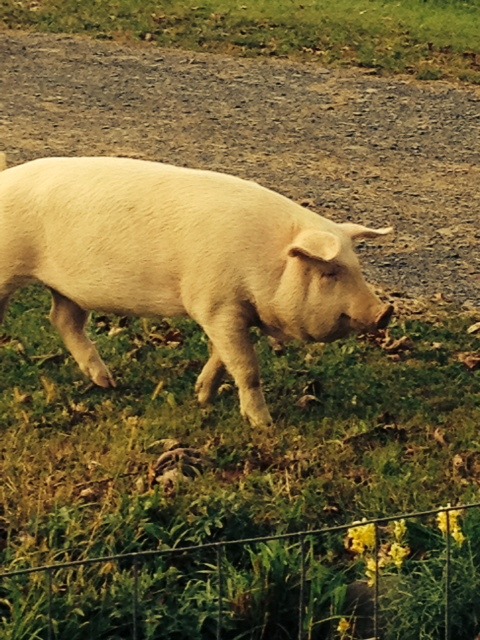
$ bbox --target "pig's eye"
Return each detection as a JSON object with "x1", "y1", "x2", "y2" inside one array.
[{"x1": 323, "y1": 271, "x2": 338, "y2": 280}]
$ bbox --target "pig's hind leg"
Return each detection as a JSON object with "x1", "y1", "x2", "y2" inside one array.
[{"x1": 49, "y1": 289, "x2": 115, "y2": 388}]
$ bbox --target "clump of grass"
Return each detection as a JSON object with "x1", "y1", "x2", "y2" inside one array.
[{"x1": 1, "y1": 0, "x2": 479, "y2": 82}]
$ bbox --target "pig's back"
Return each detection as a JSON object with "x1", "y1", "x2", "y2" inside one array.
[{"x1": 0, "y1": 157, "x2": 306, "y2": 316}]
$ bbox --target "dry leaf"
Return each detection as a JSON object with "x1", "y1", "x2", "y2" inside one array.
[
  {"x1": 135, "y1": 476, "x2": 146, "y2": 493},
  {"x1": 452, "y1": 454, "x2": 464, "y2": 471},
  {"x1": 108, "y1": 326, "x2": 125, "y2": 337},
  {"x1": 296, "y1": 394, "x2": 318, "y2": 408},
  {"x1": 78, "y1": 487, "x2": 97, "y2": 500},
  {"x1": 40, "y1": 376, "x2": 58, "y2": 404},
  {"x1": 151, "y1": 379, "x2": 165, "y2": 400},
  {"x1": 457, "y1": 352, "x2": 480, "y2": 371},
  {"x1": 299, "y1": 198, "x2": 316, "y2": 208},
  {"x1": 13, "y1": 387, "x2": 31, "y2": 404},
  {"x1": 452, "y1": 454, "x2": 466, "y2": 483},
  {"x1": 433, "y1": 428, "x2": 448, "y2": 447},
  {"x1": 218, "y1": 383, "x2": 233, "y2": 395},
  {"x1": 467, "y1": 322, "x2": 480, "y2": 335},
  {"x1": 384, "y1": 335, "x2": 413, "y2": 353},
  {"x1": 372, "y1": 331, "x2": 413, "y2": 354}
]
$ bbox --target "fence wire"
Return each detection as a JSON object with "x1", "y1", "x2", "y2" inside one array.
[{"x1": 2, "y1": 502, "x2": 480, "y2": 640}]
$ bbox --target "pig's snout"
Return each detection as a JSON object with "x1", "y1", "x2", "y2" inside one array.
[
  {"x1": 347, "y1": 303, "x2": 394, "y2": 336},
  {"x1": 375, "y1": 304, "x2": 394, "y2": 330}
]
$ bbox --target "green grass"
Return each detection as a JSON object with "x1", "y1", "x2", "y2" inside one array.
[
  {"x1": 0, "y1": 285, "x2": 479, "y2": 635},
  {"x1": 0, "y1": 286, "x2": 479, "y2": 529},
  {"x1": 1, "y1": 0, "x2": 479, "y2": 82}
]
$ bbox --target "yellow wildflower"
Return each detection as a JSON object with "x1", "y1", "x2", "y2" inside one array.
[
  {"x1": 365, "y1": 556, "x2": 378, "y2": 587},
  {"x1": 437, "y1": 505, "x2": 465, "y2": 546},
  {"x1": 392, "y1": 519, "x2": 407, "y2": 542},
  {"x1": 337, "y1": 617, "x2": 351, "y2": 636},
  {"x1": 389, "y1": 542, "x2": 410, "y2": 569},
  {"x1": 346, "y1": 519, "x2": 376, "y2": 555},
  {"x1": 452, "y1": 528, "x2": 466, "y2": 545}
]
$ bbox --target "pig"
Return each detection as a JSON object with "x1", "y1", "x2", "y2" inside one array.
[{"x1": 0, "y1": 156, "x2": 393, "y2": 426}]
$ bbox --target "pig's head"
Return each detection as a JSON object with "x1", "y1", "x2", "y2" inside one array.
[{"x1": 268, "y1": 223, "x2": 393, "y2": 343}]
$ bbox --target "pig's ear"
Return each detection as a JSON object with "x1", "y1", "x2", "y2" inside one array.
[
  {"x1": 341, "y1": 223, "x2": 393, "y2": 240},
  {"x1": 288, "y1": 230, "x2": 341, "y2": 263}
]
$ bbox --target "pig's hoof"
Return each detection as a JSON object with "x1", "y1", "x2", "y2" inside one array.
[
  {"x1": 195, "y1": 381, "x2": 214, "y2": 406},
  {"x1": 246, "y1": 414, "x2": 274, "y2": 428},
  {"x1": 241, "y1": 406, "x2": 273, "y2": 428},
  {"x1": 239, "y1": 388, "x2": 273, "y2": 427},
  {"x1": 85, "y1": 362, "x2": 116, "y2": 388},
  {"x1": 93, "y1": 371, "x2": 116, "y2": 389}
]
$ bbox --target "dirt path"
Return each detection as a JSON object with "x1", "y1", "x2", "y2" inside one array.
[{"x1": 1, "y1": 31, "x2": 479, "y2": 309}]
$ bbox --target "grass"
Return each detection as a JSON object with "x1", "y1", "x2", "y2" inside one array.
[
  {"x1": 0, "y1": 285, "x2": 479, "y2": 637},
  {"x1": 1, "y1": 0, "x2": 480, "y2": 82},
  {"x1": 1, "y1": 287, "x2": 479, "y2": 527}
]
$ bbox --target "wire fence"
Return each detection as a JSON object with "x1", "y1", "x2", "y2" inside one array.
[{"x1": 2, "y1": 502, "x2": 480, "y2": 640}]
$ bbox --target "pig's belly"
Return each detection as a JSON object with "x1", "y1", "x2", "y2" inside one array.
[{"x1": 38, "y1": 269, "x2": 187, "y2": 318}]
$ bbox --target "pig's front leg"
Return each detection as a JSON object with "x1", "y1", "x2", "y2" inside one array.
[
  {"x1": 195, "y1": 343, "x2": 226, "y2": 405},
  {"x1": 49, "y1": 290, "x2": 115, "y2": 388},
  {"x1": 200, "y1": 309, "x2": 273, "y2": 427}
]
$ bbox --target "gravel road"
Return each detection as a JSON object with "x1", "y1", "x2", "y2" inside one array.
[{"x1": 1, "y1": 31, "x2": 479, "y2": 309}]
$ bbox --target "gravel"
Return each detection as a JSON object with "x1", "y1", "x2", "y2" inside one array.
[{"x1": 1, "y1": 31, "x2": 479, "y2": 309}]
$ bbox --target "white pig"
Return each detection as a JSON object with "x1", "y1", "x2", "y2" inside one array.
[{"x1": 0, "y1": 156, "x2": 393, "y2": 425}]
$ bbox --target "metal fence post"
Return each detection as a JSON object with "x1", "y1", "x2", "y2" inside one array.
[
  {"x1": 47, "y1": 567, "x2": 54, "y2": 640},
  {"x1": 374, "y1": 522, "x2": 380, "y2": 640},
  {"x1": 132, "y1": 557, "x2": 139, "y2": 640},
  {"x1": 216, "y1": 544, "x2": 224, "y2": 640},
  {"x1": 445, "y1": 510, "x2": 451, "y2": 640},
  {"x1": 298, "y1": 536, "x2": 307, "y2": 640}
]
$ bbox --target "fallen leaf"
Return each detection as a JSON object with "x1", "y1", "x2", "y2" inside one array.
[
  {"x1": 151, "y1": 379, "x2": 165, "y2": 400},
  {"x1": 383, "y1": 335, "x2": 413, "y2": 353},
  {"x1": 296, "y1": 394, "x2": 318, "y2": 408},
  {"x1": 78, "y1": 487, "x2": 97, "y2": 500},
  {"x1": 457, "y1": 352, "x2": 480, "y2": 370},
  {"x1": 218, "y1": 383, "x2": 234, "y2": 395},
  {"x1": 452, "y1": 454, "x2": 464, "y2": 471},
  {"x1": 371, "y1": 331, "x2": 413, "y2": 354},
  {"x1": 40, "y1": 376, "x2": 58, "y2": 404},
  {"x1": 135, "y1": 476, "x2": 146, "y2": 493},
  {"x1": 108, "y1": 326, "x2": 125, "y2": 337},
  {"x1": 467, "y1": 322, "x2": 480, "y2": 335},
  {"x1": 433, "y1": 428, "x2": 448, "y2": 447},
  {"x1": 299, "y1": 198, "x2": 316, "y2": 208},
  {"x1": 13, "y1": 387, "x2": 31, "y2": 404}
]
